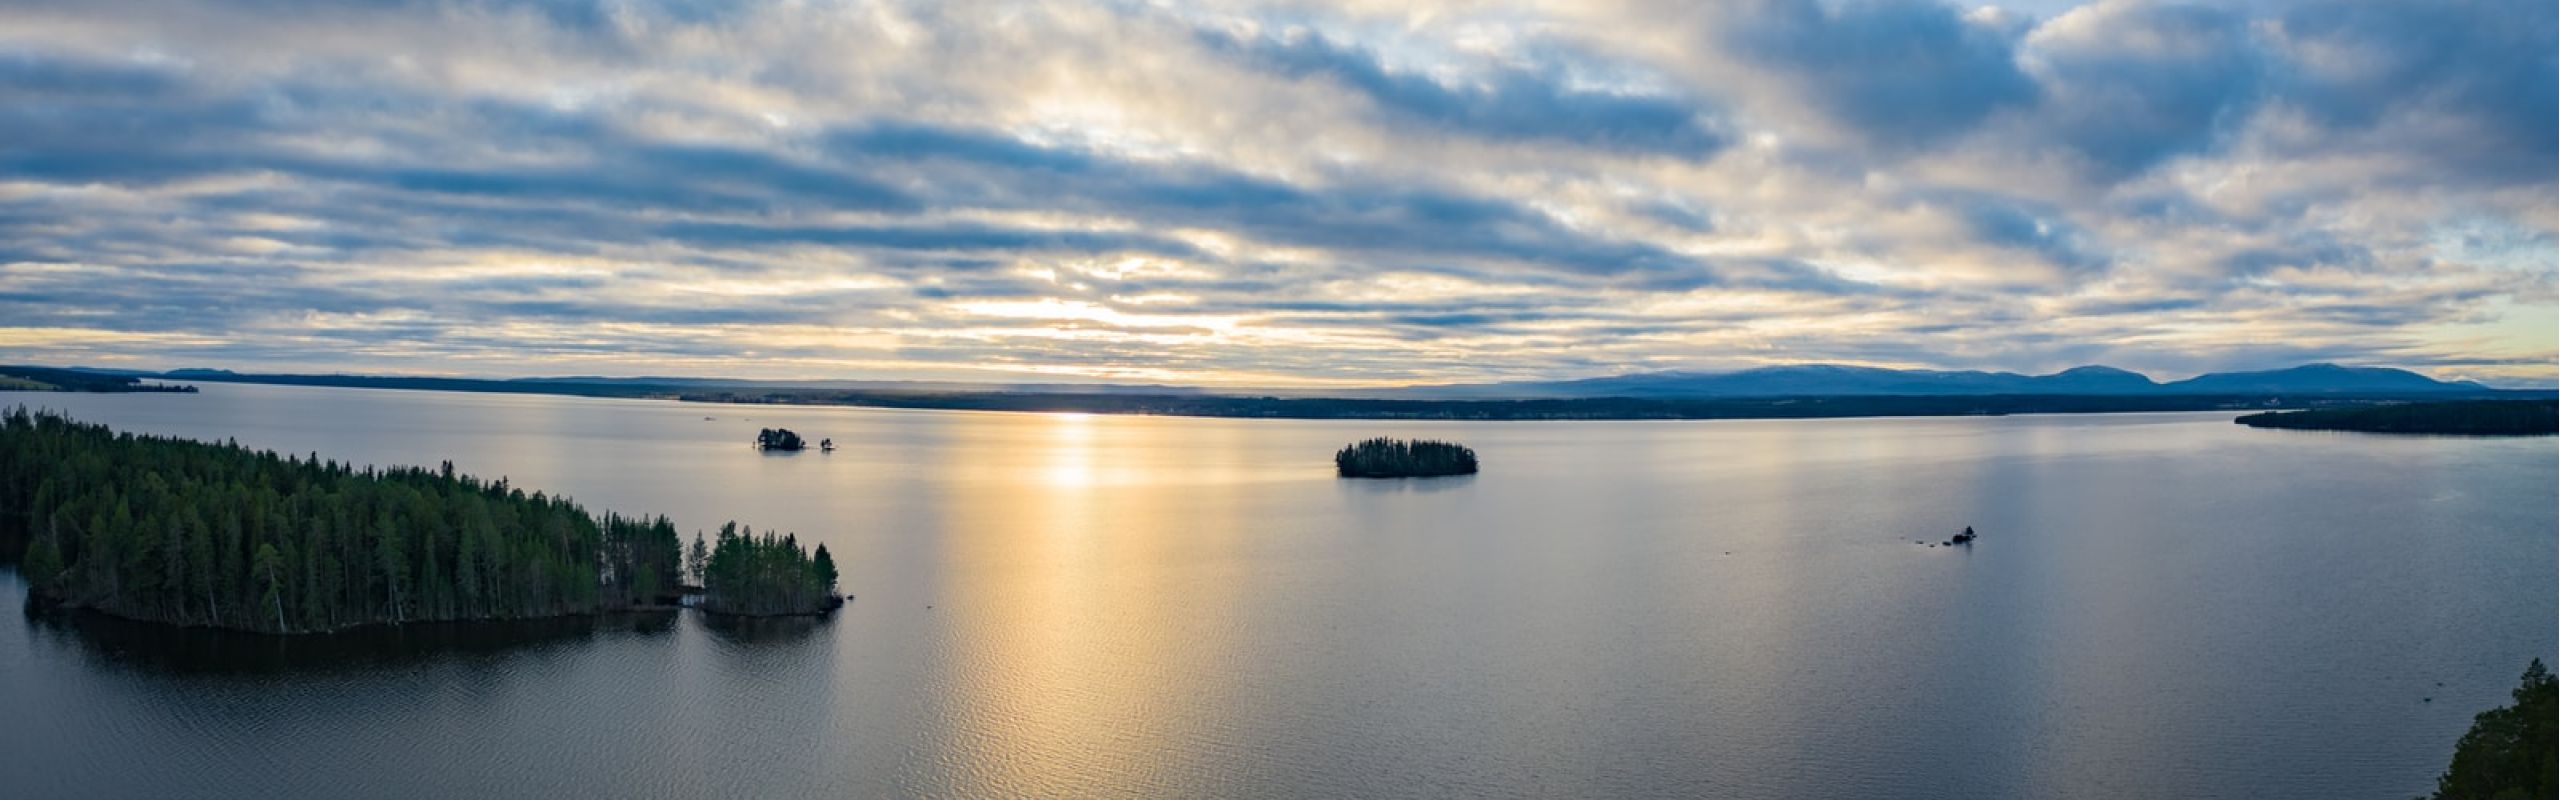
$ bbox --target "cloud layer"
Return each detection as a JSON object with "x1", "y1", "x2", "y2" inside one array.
[{"x1": 0, "y1": 0, "x2": 2551, "y2": 385}]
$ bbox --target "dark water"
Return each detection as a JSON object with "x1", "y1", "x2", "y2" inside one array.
[{"x1": 1, "y1": 383, "x2": 2550, "y2": 798}]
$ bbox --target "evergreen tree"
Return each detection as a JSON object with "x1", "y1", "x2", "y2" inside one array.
[
  {"x1": 253, "y1": 542, "x2": 284, "y2": 632},
  {"x1": 23, "y1": 519, "x2": 62, "y2": 588},
  {"x1": 813, "y1": 544, "x2": 838, "y2": 596},
  {"x1": 687, "y1": 532, "x2": 709, "y2": 586}
]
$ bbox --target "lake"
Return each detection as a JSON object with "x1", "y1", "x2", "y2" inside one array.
[{"x1": 1, "y1": 383, "x2": 2550, "y2": 798}]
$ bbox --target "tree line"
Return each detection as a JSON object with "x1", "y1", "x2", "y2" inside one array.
[{"x1": 0, "y1": 408, "x2": 833, "y2": 633}]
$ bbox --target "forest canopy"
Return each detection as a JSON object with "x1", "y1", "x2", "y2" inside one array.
[
  {"x1": 0, "y1": 408, "x2": 837, "y2": 633},
  {"x1": 2430, "y1": 659, "x2": 2556, "y2": 800}
]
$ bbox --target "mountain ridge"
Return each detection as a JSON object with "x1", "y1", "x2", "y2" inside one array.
[{"x1": 1392, "y1": 362, "x2": 2493, "y2": 399}]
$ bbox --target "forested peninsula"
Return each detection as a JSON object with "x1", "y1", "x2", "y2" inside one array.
[
  {"x1": 0, "y1": 365, "x2": 195, "y2": 393},
  {"x1": 2235, "y1": 399, "x2": 2558, "y2": 435},
  {"x1": 0, "y1": 409, "x2": 838, "y2": 634}
]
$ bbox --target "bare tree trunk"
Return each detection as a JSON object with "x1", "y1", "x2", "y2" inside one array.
[{"x1": 269, "y1": 566, "x2": 285, "y2": 632}]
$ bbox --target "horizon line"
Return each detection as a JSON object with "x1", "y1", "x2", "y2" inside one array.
[{"x1": 21, "y1": 358, "x2": 2557, "y2": 393}]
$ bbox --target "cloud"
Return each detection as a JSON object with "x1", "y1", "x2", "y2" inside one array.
[
  {"x1": 1197, "y1": 27, "x2": 1730, "y2": 157},
  {"x1": 2268, "y1": 0, "x2": 2558, "y2": 185},
  {"x1": 0, "y1": 0, "x2": 2548, "y2": 386},
  {"x1": 1718, "y1": 0, "x2": 2039, "y2": 146},
  {"x1": 2021, "y1": 0, "x2": 2267, "y2": 177}
]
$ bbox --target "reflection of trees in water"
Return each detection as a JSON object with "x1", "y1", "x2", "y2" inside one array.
[
  {"x1": 18, "y1": 598, "x2": 840, "y2": 675},
  {"x1": 697, "y1": 611, "x2": 832, "y2": 645},
  {"x1": 1337, "y1": 473, "x2": 1478, "y2": 495},
  {"x1": 21, "y1": 604, "x2": 678, "y2": 676}
]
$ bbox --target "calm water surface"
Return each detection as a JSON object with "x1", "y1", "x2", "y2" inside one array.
[{"x1": 1, "y1": 383, "x2": 2550, "y2": 798}]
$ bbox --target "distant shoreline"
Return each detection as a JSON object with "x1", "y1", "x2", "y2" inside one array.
[
  {"x1": 64, "y1": 367, "x2": 2555, "y2": 422},
  {"x1": 0, "y1": 365, "x2": 197, "y2": 394}
]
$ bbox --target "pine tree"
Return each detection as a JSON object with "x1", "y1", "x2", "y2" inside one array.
[
  {"x1": 687, "y1": 532, "x2": 709, "y2": 586},
  {"x1": 24, "y1": 517, "x2": 62, "y2": 588},
  {"x1": 813, "y1": 544, "x2": 838, "y2": 596}
]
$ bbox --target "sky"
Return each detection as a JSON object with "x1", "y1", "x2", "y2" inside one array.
[{"x1": 0, "y1": 0, "x2": 2552, "y2": 387}]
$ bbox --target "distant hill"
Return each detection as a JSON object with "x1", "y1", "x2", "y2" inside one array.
[
  {"x1": 1398, "y1": 362, "x2": 2489, "y2": 399},
  {"x1": 2162, "y1": 363, "x2": 2489, "y2": 394},
  {"x1": 1403, "y1": 364, "x2": 2146, "y2": 398},
  {"x1": 162, "y1": 369, "x2": 1215, "y2": 397}
]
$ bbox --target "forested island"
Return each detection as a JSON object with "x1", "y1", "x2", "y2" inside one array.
[
  {"x1": 690, "y1": 523, "x2": 839, "y2": 616},
  {"x1": 0, "y1": 408, "x2": 838, "y2": 634},
  {"x1": 2234, "y1": 399, "x2": 2557, "y2": 435},
  {"x1": 0, "y1": 365, "x2": 195, "y2": 393},
  {"x1": 754, "y1": 427, "x2": 806, "y2": 451},
  {"x1": 1336, "y1": 438, "x2": 1478, "y2": 478}
]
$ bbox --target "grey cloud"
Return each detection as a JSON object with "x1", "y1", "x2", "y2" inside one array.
[
  {"x1": 0, "y1": 83, "x2": 917, "y2": 216},
  {"x1": 2220, "y1": 237, "x2": 2375, "y2": 278},
  {"x1": 2065, "y1": 296, "x2": 2208, "y2": 316},
  {"x1": 1627, "y1": 198, "x2": 1715, "y2": 232},
  {"x1": 1198, "y1": 28, "x2": 1729, "y2": 157},
  {"x1": 651, "y1": 220, "x2": 1208, "y2": 260},
  {"x1": 2025, "y1": 1, "x2": 2267, "y2": 177},
  {"x1": 472, "y1": 299, "x2": 845, "y2": 327},
  {"x1": 824, "y1": 121, "x2": 1721, "y2": 280},
  {"x1": 1722, "y1": 0, "x2": 2038, "y2": 145},
  {"x1": 0, "y1": 49, "x2": 187, "y2": 99},
  {"x1": 1937, "y1": 192, "x2": 2109, "y2": 273},
  {"x1": 1997, "y1": 0, "x2": 2552, "y2": 184},
  {"x1": 2274, "y1": 0, "x2": 2555, "y2": 171}
]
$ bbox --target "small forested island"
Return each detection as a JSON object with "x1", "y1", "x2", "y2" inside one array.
[
  {"x1": 755, "y1": 427, "x2": 806, "y2": 451},
  {"x1": 0, "y1": 408, "x2": 839, "y2": 634},
  {"x1": 1335, "y1": 437, "x2": 1479, "y2": 478},
  {"x1": 688, "y1": 523, "x2": 841, "y2": 616},
  {"x1": 0, "y1": 365, "x2": 195, "y2": 393},
  {"x1": 2234, "y1": 399, "x2": 2557, "y2": 436}
]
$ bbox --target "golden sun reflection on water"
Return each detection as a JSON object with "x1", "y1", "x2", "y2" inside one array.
[
  {"x1": 925, "y1": 411, "x2": 1261, "y2": 796},
  {"x1": 1039, "y1": 412, "x2": 1099, "y2": 488}
]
